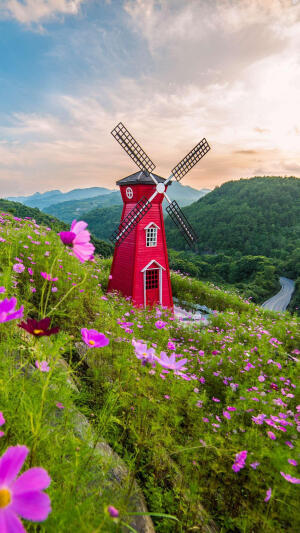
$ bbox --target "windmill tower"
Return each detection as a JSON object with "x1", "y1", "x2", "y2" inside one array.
[{"x1": 108, "y1": 123, "x2": 210, "y2": 309}]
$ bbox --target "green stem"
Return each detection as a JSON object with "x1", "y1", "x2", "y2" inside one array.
[
  {"x1": 42, "y1": 256, "x2": 58, "y2": 317},
  {"x1": 47, "y1": 272, "x2": 87, "y2": 318}
]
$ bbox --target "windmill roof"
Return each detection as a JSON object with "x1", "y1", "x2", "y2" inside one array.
[{"x1": 116, "y1": 171, "x2": 170, "y2": 186}]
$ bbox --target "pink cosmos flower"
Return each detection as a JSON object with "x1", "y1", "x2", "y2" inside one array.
[
  {"x1": 108, "y1": 505, "x2": 119, "y2": 518},
  {"x1": 13, "y1": 263, "x2": 25, "y2": 274},
  {"x1": 0, "y1": 412, "x2": 5, "y2": 438},
  {"x1": 0, "y1": 445, "x2": 51, "y2": 529},
  {"x1": 40, "y1": 272, "x2": 58, "y2": 282},
  {"x1": 232, "y1": 450, "x2": 247, "y2": 472},
  {"x1": 288, "y1": 459, "x2": 297, "y2": 466},
  {"x1": 59, "y1": 220, "x2": 95, "y2": 263},
  {"x1": 56, "y1": 402, "x2": 64, "y2": 409},
  {"x1": 267, "y1": 431, "x2": 276, "y2": 440},
  {"x1": 35, "y1": 361, "x2": 50, "y2": 372},
  {"x1": 0, "y1": 298, "x2": 24, "y2": 323},
  {"x1": 81, "y1": 328, "x2": 109, "y2": 348},
  {"x1": 223, "y1": 411, "x2": 231, "y2": 420},
  {"x1": 155, "y1": 320, "x2": 166, "y2": 329},
  {"x1": 250, "y1": 462, "x2": 260, "y2": 469},
  {"x1": 167, "y1": 341, "x2": 176, "y2": 350},
  {"x1": 264, "y1": 488, "x2": 272, "y2": 502},
  {"x1": 156, "y1": 351, "x2": 188, "y2": 371},
  {"x1": 132, "y1": 339, "x2": 156, "y2": 365},
  {"x1": 280, "y1": 472, "x2": 300, "y2": 484}
]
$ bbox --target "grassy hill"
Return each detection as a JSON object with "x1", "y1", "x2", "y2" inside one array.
[
  {"x1": 0, "y1": 198, "x2": 113, "y2": 258},
  {"x1": 0, "y1": 211, "x2": 299, "y2": 532}
]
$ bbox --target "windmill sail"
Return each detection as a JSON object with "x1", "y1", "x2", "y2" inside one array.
[
  {"x1": 166, "y1": 200, "x2": 198, "y2": 248},
  {"x1": 171, "y1": 138, "x2": 210, "y2": 182},
  {"x1": 111, "y1": 122, "x2": 156, "y2": 173},
  {"x1": 111, "y1": 196, "x2": 151, "y2": 246}
]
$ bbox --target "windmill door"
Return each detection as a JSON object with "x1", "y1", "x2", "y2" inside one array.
[{"x1": 145, "y1": 268, "x2": 160, "y2": 306}]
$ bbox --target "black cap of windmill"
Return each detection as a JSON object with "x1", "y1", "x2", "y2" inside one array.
[{"x1": 110, "y1": 122, "x2": 211, "y2": 248}]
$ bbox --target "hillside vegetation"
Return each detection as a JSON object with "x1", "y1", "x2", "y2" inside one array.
[
  {"x1": 166, "y1": 177, "x2": 300, "y2": 310},
  {"x1": 165, "y1": 177, "x2": 300, "y2": 258},
  {"x1": 0, "y1": 198, "x2": 113, "y2": 258},
  {"x1": 0, "y1": 211, "x2": 299, "y2": 532}
]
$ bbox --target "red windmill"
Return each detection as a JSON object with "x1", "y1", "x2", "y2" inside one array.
[{"x1": 108, "y1": 123, "x2": 210, "y2": 309}]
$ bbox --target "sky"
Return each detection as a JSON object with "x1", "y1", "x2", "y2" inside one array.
[{"x1": 0, "y1": 0, "x2": 299, "y2": 196}]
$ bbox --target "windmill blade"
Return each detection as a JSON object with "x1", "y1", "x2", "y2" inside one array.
[
  {"x1": 111, "y1": 196, "x2": 152, "y2": 246},
  {"x1": 171, "y1": 138, "x2": 210, "y2": 182},
  {"x1": 111, "y1": 122, "x2": 156, "y2": 173},
  {"x1": 166, "y1": 200, "x2": 198, "y2": 248}
]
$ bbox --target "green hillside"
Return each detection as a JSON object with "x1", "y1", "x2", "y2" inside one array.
[
  {"x1": 84, "y1": 204, "x2": 122, "y2": 241},
  {"x1": 44, "y1": 191, "x2": 122, "y2": 223},
  {"x1": 165, "y1": 176, "x2": 300, "y2": 259},
  {"x1": 0, "y1": 198, "x2": 113, "y2": 258},
  {"x1": 0, "y1": 211, "x2": 299, "y2": 532}
]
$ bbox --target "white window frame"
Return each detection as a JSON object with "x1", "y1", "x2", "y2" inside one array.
[
  {"x1": 141, "y1": 260, "x2": 165, "y2": 308},
  {"x1": 144, "y1": 222, "x2": 159, "y2": 248}
]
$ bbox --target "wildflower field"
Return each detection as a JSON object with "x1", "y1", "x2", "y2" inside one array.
[{"x1": 0, "y1": 212, "x2": 299, "y2": 533}]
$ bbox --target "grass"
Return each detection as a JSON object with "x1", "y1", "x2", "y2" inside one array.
[{"x1": 0, "y1": 211, "x2": 299, "y2": 532}]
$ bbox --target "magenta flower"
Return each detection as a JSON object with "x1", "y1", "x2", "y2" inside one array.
[
  {"x1": 156, "y1": 351, "x2": 188, "y2": 371},
  {"x1": 0, "y1": 445, "x2": 51, "y2": 529},
  {"x1": 155, "y1": 320, "x2": 166, "y2": 329},
  {"x1": 267, "y1": 431, "x2": 276, "y2": 440},
  {"x1": 288, "y1": 459, "x2": 298, "y2": 466},
  {"x1": 232, "y1": 450, "x2": 247, "y2": 472},
  {"x1": 59, "y1": 220, "x2": 95, "y2": 263},
  {"x1": 0, "y1": 412, "x2": 5, "y2": 438},
  {"x1": 40, "y1": 272, "x2": 58, "y2": 282},
  {"x1": 132, "y1": 339, "x2": 156, "y2": 365},
  {"x1": 0, "y1": 287, "x2": 5, "y2": 294},
  {"x1": 250, "y1": 462, "x2": 260, "y2": 469},
  {"x1": 56, "y1": 402, "x2": 64, "y2": 409},
  {"x1": 13, "y1": 263, "x2": 25, "y2": 274},
  {"x1": 35, "y1": 361, "x2": 50, "y2": 372},
  {"x1": 81, "y1": 328, "x2": 109, "y2": 348},
  {"x1": 108, "y1": 505, "x2": 119, "y2": 518},
  {"x1": 0, "y1": 298, "x2": 24, "y2": 323},
  {"x1": 280, "y1": 472, "x2": 300, "y2": 484},
  {"x1": 264, "y1": 488, "x2": 272, "y2": 502}
]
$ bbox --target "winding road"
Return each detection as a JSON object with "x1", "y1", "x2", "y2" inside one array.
[{"x1": 261, "y1": 277, "x2": 295, "y2": 311}]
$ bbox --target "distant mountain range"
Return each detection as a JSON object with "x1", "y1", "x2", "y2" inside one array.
[
  {"x1": 7, "y1": 187, "x2": 113, "y2": 210},
  {"x1": 7, "y1": 183, "x2": 210, "y2": 225}
]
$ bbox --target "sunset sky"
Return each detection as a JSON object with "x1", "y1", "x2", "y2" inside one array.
[{"x1": 0, "y1": 0, "x2": 299, "y2": 196}]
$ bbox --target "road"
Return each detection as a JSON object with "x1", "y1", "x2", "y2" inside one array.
[{"x1": 261, "y1": 277, "x2": 295, "y2": 312}]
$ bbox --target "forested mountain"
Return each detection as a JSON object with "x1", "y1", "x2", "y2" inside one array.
[
  {"x1": 43, "y1": 183, "x2": 210, "y2": 224},
  {"x1": 165, "y1": 177, "x2": 300, "y2": 311},
  {"x1": 7, "y1": 187, "x2": 113, "y2": 210},
  {"x1": 44, "y1": 192, "x2": 122, "y2": 223},
  {"x1": 165, "y1": 176, "x2": 300, "y2": 259},
  {"x1": 0, "y1": 198, "x2": 113, "y2": 257}
]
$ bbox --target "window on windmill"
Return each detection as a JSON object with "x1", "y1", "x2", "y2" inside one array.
[
  {"x1": 146, "y1": 269, "x2": 159, "y2": 289},
  {"x1": 146, "y1": 226, "x2": 158, "y2": 247}
]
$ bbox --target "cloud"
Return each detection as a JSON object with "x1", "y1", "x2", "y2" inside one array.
[
  {"x1": 0, "y1": 0, "x2": 299, "y2": 195},
  {"x1": 0, "y1": 0, "x2": 84, "y2": 24}
]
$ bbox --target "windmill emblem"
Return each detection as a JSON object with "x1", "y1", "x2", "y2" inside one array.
[{"x1": 108, "y1": 123, "x2": 210, "y2": 308}]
